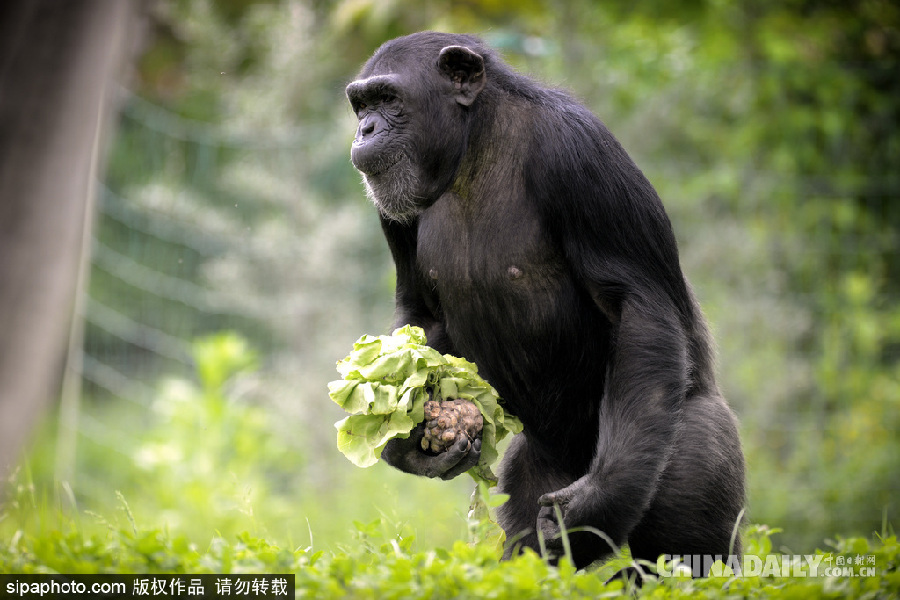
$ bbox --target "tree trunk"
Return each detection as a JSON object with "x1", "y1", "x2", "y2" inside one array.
[{"x1": 0, "y1": 0, "x2": 139, "y2": 476}]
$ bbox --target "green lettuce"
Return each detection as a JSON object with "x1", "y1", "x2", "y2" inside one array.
[{"x1": 328, "y1": 325, "x2": 523, "y2": 484}]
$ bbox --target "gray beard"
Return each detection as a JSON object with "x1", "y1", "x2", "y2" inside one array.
[{"x1": 361, "y1": 155, "x2": 424, "y2": 224}]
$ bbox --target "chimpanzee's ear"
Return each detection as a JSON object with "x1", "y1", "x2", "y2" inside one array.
[{"x1": 438, "y1": 45, "x2": 486, "y2": 106}]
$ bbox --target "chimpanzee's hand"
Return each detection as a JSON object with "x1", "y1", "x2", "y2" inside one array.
[
  {"x1": 537, "y1": 476, "x2": 605, "y2": 557},
  {"x1": 381, "y1": 422, "x2": 481, "y2": 480}
]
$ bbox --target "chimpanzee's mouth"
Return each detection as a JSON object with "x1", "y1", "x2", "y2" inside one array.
[
  {"x1": 365, "y1": 154, "x2": 403, "y2": 177},
  {"x1": 351, "y1": 144, "x2": 404, "y2": 177}
]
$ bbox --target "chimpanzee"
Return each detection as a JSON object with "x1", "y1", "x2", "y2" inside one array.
[{"x1": 345, "y1": 31, "x2": 745, "y2": 571}]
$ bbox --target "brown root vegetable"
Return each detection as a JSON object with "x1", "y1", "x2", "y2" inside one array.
[{"x1": 420, "y1": 398, "x2": 483, "y2": 454}]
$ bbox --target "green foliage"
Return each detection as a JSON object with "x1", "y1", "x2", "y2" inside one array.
[
  {"x1": 329, "y1": 326, "x2": 522, "y2": 483},
  {"x1": 193, "y1": 333, "x2": 259, "y2": 393},
  {"x1": 127, "y1": 332, "x2": 290, "y2": 534},
  {"x1": 697, "y1": 2, "x2": 900, "y2": 547}
]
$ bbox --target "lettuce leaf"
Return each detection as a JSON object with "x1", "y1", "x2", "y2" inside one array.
[{"x1": 328, "y1": 325, "x2": 522, "y2": 484}]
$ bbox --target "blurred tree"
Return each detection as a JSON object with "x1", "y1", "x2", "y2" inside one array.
[
  {"x1": 724, "y1": 0, "x2": 900, "y2": 543},
  {"x1": 0, "y1": 0, "x2": 140, "y2": 477}
]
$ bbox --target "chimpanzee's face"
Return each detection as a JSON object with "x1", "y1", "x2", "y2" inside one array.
[{"x1": 346, "y1": 40, "x2": 486, "y2": 222}]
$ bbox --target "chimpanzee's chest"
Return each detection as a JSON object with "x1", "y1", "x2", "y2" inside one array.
[
  {"x1": 414, "y1": 192, "x2": 610, "y2": 422},
  {"x1": 417, "y1": 193, "x2": 566, "y2": 309},
  {"x1": 415, "y1": 193, "x2": 583, "y2": 375}
]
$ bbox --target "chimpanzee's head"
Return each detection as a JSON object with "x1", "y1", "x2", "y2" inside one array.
[{"x1": 346, "y1": 33, "x2": 488, "y2": 222}]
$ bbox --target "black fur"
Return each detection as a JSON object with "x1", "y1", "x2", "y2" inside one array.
[{"x1": 346, "y1": 32, "x2": 745, "y2": 571}]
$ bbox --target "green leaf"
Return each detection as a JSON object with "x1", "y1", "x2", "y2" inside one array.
[
  {"x1": 404, "y1": 388, "x2": 426, "y2": 424},
  {"x1": 328, "y1": 380, "x2": 374, "y2": 414},
  {"x1": 335, "y1": 415, "x2": 388, "y2": 468},
  {"x1": 327, "y1": 379, "x2": 359, "y2": 406},
  {"x1": 355, "y1": 350, "x2": 413, "y2": 381},
  {"x1": 370, "y1": 383, "x2": 399, "y2": 415}
]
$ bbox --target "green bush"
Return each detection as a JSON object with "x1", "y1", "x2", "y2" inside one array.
[{"x1": 2, "y1": 486, "x2": 898, "y2": 599}]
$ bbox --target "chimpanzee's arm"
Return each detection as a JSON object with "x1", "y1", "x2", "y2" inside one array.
[
  {"x1": 378, "y1": 215, "x2": 479, "y2": 479},
  {"x1": 529, "y1": 120, "x2": 692, "y2": 552},
  {"x1": 537, "y1": 277, "x2": 688, "y2": 551},
  {"x1": 379, "y1": 216, "x2": 455, "y2": 354}
]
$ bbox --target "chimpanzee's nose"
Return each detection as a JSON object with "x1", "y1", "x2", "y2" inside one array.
[{"x1": 358, "y1": 116, "x2": 377, "y2": 140}]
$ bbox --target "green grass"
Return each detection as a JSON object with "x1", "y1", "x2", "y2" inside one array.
[{"x1": 1, "y1": 484, "x2": 898, "y2": 599}]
